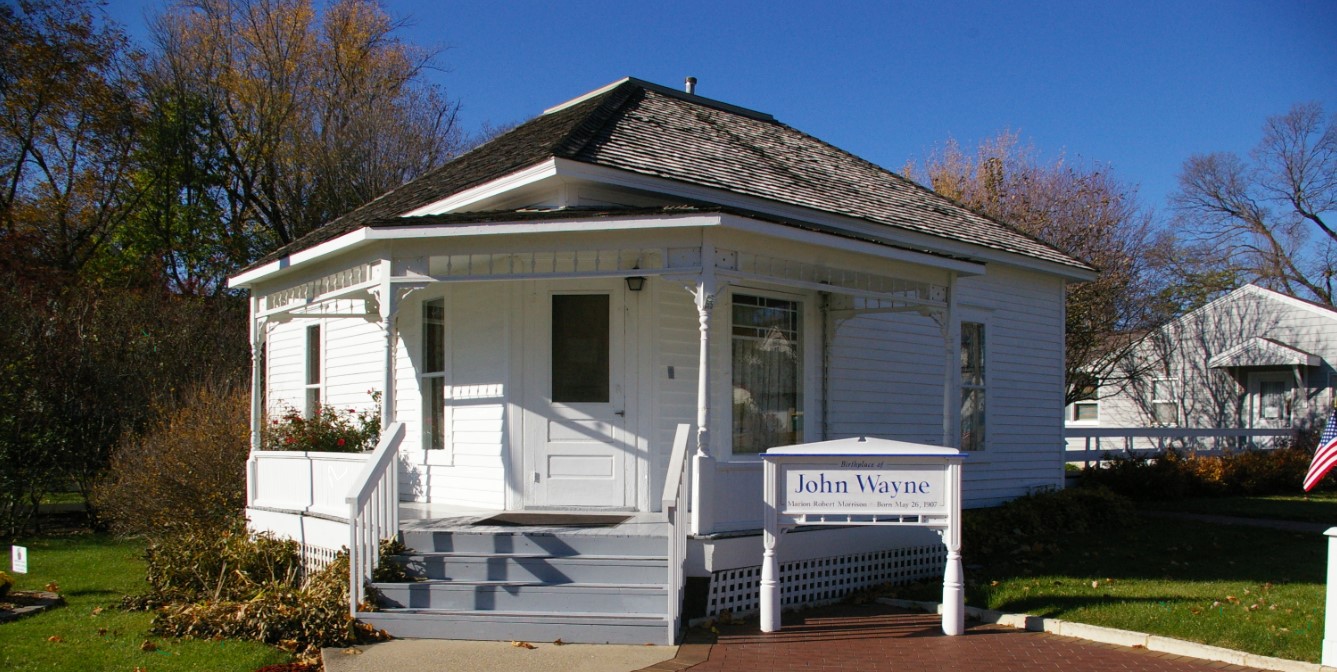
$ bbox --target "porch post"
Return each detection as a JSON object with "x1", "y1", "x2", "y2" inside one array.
[
  {"x1": 249, "y1": 295, "x2": 264, "y2": 454},
  {"x1": 378, "y1": 260, "x2": 397, "y2": 428},
  {"x1": 942, "y1": 459, "x2": 965, "y2": 636},
  {"x1": 691, "y1": 258, "x2": 719, "y2": 535}
]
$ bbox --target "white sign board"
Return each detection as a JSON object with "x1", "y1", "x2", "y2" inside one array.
[
  {"x1": 762, "y1": 437, "x2": 965, "y2": 636},
  {"x1": 781, "y1": 463, "x2": 946, "y2": 515},
  {"x1": 12, "y1": 545, "x2": 28, "y2": 574}
]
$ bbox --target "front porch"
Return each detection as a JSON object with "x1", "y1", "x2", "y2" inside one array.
[{"x1": 247, "y1": 423, "x2": 948, "y2": 644}]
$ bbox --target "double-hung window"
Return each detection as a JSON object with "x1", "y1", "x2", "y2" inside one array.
[
  {"x1": 960, "y1": 321, "x2": 986, "y2": 451},
  {"x1": 1152, "y1": 378, "x2": 1179, "y2": 426},
  {"x1": 731, "y1": 293, "x2": 802, "y2": 455},
  {"x1": 304, "y1": 325, "x2": 321, "y2": 417},
  {"x1": 422, "y1": 300, "x2": 446, "y2": 450}
]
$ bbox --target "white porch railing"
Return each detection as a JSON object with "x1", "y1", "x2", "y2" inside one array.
[
  {"x1": 346, "y1": 422, "x2": 405, "y2": 615},
  {"x1": 662, "y1": 424, "x2": 692, "y2": 644},
  {"x1": 1065, "y1": 427, "x2": 1294, "y2": 467},
  {"x1": 247, "y1": 450, "x2": 368, "y2": 518}
]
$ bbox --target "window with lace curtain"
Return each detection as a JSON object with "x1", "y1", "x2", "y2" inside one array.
[
  {"x1": 960, "y1": 322, "x2": 986, "y2": 451},
  {"x1": 731, "y1": 294, "x2": 802, "y2": 455}
]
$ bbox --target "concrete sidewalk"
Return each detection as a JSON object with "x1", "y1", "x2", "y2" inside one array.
[
  {"x1": 323, "y1": 601, "x2": 1325, "y2": 672},
  {"x1": 322, "y1": 638, "x2": 690, "y2": 672}
]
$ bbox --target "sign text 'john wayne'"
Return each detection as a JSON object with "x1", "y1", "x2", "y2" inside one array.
[{"x1": 784, "y1": 462, "x2": 945, "y2": 515}]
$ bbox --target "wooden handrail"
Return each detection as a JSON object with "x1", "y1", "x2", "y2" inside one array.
[
  {"x1": 662, "y1": 423, "x2": 692, "y2": 644},
  {"x1": 345, "y1": 422, "x2": 405, "y2": 616}
]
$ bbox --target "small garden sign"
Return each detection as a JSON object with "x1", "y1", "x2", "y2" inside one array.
[
  {"x1": 761, "y1": 437, "x2": 965, "y2": 635},
  {"x1": 11, "y1": 545, "x2": 27, "y2": 573}
]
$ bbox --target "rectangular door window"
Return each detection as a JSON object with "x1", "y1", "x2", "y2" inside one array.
[
  {"x1": 551, "y1": 294, "x2": 610, "y2": 403},
  {"x1": 1259, "y1": 380, "x2": 1288, "y2": 420}
]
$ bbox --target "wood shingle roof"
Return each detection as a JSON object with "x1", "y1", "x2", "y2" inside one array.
[{"x1": 245, "y1": 78, "x2": 1090, "y2": 274}]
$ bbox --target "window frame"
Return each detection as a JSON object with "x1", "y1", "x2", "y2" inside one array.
[
  {"x1": 726, "y1": 288, "x2": 806, "y2": 459},
  {"x1": 959, "y1": 319, "x2": 987, "y2": 452},
  {"x1": 1069, "y1": 401, "x2": 1100, "y2": 424},
  {"x1": 304, "y1": 324, "x2": 322, "y2": 418},
  {"x1": 1151, "y1": 377, "x2": 1179, "y2": 427},
  {"x1": 421, "y1": 298, "x2": 447, "y2": 451}
]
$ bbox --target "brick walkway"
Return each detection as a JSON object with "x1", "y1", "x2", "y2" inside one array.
[{"x1": 677, "y1": 603, "x2": 1271, "y2": 672}]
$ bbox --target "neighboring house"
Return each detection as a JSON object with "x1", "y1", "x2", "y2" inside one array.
[
  {"x1": 231, "y1": 77, "x2": 1092, "y2": 643},
  {"x1": 1067, "y1": 284, "x2": 1337, "y2": 443}
]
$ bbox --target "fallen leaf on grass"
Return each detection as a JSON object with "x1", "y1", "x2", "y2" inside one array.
[
  {"x1": 46, "y1": 635, "x2": 63, "y2": 643},
  {"x1": 44, "y1": 582, "x2": 59, "y2": 593},
  {"x1": 1091, "y1": 580, "x2": 1099, "y2": 589},
  {"x1": 97, "y1": 628, "x2": 107, "y2": 636},
  {"x1": 511, "y1": 641, "x2": 536, "y2": 650},
  {"x1": 140, "y1": 640, "x2": 157, "y2": 652},
  {"x1": 91, "y1": 607, "x2": 103, "y2": 616}
]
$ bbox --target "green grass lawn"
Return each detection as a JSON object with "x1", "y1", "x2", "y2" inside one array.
[
  {"x1": 0, "y1": 533, "x2": 291, "y2": 672},
  {"x1": 1148, "y1": 492, "x2": 1337, "y2": 524},
  {"x1": 903, "y1": 507, "x2": 1328, "y2": 662}
]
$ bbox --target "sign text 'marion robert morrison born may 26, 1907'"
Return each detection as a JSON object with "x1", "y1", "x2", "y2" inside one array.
[{"x1": 781, "y1": 461, "x2": 946, "y2": 515}]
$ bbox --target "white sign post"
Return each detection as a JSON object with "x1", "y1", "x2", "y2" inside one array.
[{"x1": 761, "y1": 437, "x2": 965, "y2": 635}]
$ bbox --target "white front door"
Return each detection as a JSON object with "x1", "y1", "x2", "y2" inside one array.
[
  {"x1": 522, "y1": 281, "x2": 634, "y2": 508},
  {"x1": 1248, "y1": 371, "x2": 1293, "y2": 428}
]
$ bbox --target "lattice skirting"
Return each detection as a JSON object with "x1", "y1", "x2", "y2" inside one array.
[
  {"x1": 300, "y1": 544, "x2": 342, "y2": 574},
  {"x1": 705, "y1": 544, "x2": 946, "y2": 617}
]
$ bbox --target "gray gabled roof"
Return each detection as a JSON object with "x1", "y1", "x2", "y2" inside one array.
[{"x1": 244, "y1": 77, "x2": 1091, "y2": 274}]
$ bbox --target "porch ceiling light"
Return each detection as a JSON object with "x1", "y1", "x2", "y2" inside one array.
[{"x1": 626, "y1": 275, "x2": 646, "y2": 292}]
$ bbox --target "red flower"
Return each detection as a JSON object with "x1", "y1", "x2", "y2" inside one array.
[
  {"x1": 285, "y1": 437, "x2": 295, "y2": 444},
  {"x1": 337, "y1": 438, "x2": 346, "y2": 447}
]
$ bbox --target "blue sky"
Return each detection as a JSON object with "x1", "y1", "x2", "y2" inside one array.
[{"x1": 104, "y1": 0, "x2": 1337, "y2": 217}]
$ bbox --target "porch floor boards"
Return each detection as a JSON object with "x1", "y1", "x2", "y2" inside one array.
[{"x1": 397, "y1": 503, "x2": 670, "y2": 538}]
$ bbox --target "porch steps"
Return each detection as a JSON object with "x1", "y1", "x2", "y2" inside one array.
[{"x1": 359, "y1": 523, "x2": 674, "y2": 645}]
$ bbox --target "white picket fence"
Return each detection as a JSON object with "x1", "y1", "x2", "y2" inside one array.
[{"x1": 1065, "y1": 427, "x2": 1294, "y2": 467}]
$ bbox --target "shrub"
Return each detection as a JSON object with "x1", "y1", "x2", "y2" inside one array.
[
  {"x1": 0, "y1": 570, "x2": 11, "y2": 598},
  {"x1": 262, "y1": 394, "x2": 381, "y2": 453},
  {"x1": 91, "y1": 385, "x2": 250, "y2": 536},
  {"x1": 1078, "y1": 428, "x2": 1332, "y2": 501},
  {"x1": 129, "y1": 518, "x2": 394, "y2": 657},
  {"x1": 149, "y1": 549, "x2": 388, "y2": 657},
  {"x1": 963, "y1": 486, "x2": 1134, "y2": 559},
  {"x1": 136, "y1": 520, "x2": 303, "y2": 605}
]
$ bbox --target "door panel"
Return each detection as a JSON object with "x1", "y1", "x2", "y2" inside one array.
[
  {"x1": 1248, "y1": 371, "x2": 1292, "y2": 429},
  {"x1": 523, "y1": 281, "x2": 633, "y2": 508}
]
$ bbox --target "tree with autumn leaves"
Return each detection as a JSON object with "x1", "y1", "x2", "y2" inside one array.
[
  {"x1": 906, "y1": 132, "x2": 1157, "y2": 405},
  {"x1": 0, "y1": 0, "x2": 465, "y2": 537}
]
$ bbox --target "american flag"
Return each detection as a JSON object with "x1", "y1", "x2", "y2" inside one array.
[{"x1": 1303, "y1": 412, "x2": 1337, "y2": 491}]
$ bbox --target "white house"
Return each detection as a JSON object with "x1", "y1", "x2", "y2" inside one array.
[
  {"x1": 1067, "y1": 284, "x2": 1337, "y2": 450},
  {"x1": 231, "y1": 77, "x2": 1093, "y2": 644}
]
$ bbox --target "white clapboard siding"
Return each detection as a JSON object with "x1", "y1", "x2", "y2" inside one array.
[
  {"x1": 265, "y1": 319, "x2": 310, "y2": 416},
  {"x1": 323, "y1": 306, "x2": 384, "y2": 413},
  {"x1": 387, "y1": 284, "x2": 511, "y2": 509},
  {"x1": 952, "y1": 268, "x2": 1066, "y2": 504},
  {"x1": 827, "y1": 307, "x2": 945, "y2": 445},
  {"x1": 653, "y1": 282, "x2": 701, "y2": 505}
]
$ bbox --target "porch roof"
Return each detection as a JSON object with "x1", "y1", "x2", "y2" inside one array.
[
  {"x1": 232, "y1": 78, "x2": 1092, "y2": 285},
  {"x1": 1208, "y1": 337, "x2": 1322, "y2": 369}
]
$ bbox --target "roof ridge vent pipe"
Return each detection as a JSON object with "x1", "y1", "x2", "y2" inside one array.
[{"x1": 685, "y1": 76, "x2": 697, "y2": 95}]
